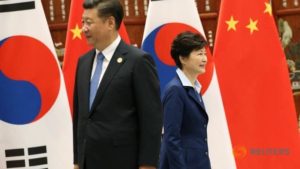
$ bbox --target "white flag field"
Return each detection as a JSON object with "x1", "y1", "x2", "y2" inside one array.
[
  {"x1": 142, "y1": 0, "x2": 236, "y2": 168},
  {"x1": 0, "y1": 0, "x2": 73, "y2": 168}
]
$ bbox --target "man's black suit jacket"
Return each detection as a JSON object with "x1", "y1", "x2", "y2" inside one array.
[{"x1": 73, "y1": 40, "x2": 163, "y2": 169}]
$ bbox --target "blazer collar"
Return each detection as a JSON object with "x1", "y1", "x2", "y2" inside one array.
[{"x1": 174, "y1": 75, "x2": 207, "y2": 115}]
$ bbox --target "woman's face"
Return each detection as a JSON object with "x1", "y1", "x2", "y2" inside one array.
[{"x1": 181, "y1": 48, "x2": 207, "y2": 76}]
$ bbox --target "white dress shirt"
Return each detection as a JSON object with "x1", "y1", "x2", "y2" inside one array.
[{"x1": 90, "y1": 35, "x2": 121, "y2": 87}]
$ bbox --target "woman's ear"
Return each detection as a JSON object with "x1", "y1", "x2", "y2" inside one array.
[{"x1": 179, "y1": 56, "x2": 186, "y2": 66}]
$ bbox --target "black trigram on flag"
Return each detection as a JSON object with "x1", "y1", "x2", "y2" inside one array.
[
  {"x1": 5, "y1": 145, "x2": 48, "y2": 168},
  {"x1": 0, "y1": 0, "x2": 35, "y2": 13}
]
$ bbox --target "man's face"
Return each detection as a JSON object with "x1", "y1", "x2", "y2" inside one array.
[{"x1": 82, "y1": 8, "x2": 110, "y2": 48}]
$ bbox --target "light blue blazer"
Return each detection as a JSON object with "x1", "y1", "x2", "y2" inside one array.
[{"x1": 159, "y1": 75, "x2": 211, "y2": 169}]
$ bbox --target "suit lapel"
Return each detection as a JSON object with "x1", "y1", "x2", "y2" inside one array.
[
  {"x1": 80, "y1": 50, "x2": 95, "y2": 117},
  {"x1": 89, "y1": 41, "x2": 128, "y2": 114}
]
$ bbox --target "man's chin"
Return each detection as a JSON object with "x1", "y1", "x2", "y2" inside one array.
[{"x1": 86, "y1": 40, "x2": 94, "y2": 46}]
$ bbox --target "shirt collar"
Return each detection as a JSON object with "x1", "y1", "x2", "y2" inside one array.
[
  {"x1": 95, "y1": 35, "x2": 121, "y2": 61},
  {"x1": 176, "y1": 68, "x2": 202, "y2": 93}
]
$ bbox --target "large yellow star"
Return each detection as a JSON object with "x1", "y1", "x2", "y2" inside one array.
[
  {"x1": 70, "y1": 24, "x2": 82, "y2": 40},
  {"x1": 226, "y1": 16, "x2": 239, "y2": 31},
  {"x1": 264, "y1": 2, "x2": 272, "y2": 16},
  {"x1": 246, "y1": 18, "x2": 258, "y2": 34}
]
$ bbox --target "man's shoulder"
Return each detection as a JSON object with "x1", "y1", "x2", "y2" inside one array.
[
  {"x1": 81, "y1": 49, "x2": 94, "y2": 58},
  {"x1": 120, "y1": 42, "x2": 148, "y2": 57},
  {"x1": 77, "y1": 49, "x2": 94, "y2": 63}
]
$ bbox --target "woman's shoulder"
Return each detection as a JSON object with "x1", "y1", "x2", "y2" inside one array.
[
  {"x1": 165, "y1": 76, "x2": 182, "y2": 89},
  {"x1": 163, "y1": 77, "x2": 185, "y2": 97}
]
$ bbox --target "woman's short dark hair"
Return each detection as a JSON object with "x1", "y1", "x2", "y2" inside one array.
[
  {"x1": 83, "y1": 0, "x2": 124, "y2": 30},
  {"x1": 171, "y1": 31, "x2": 207, "y2": 69}
]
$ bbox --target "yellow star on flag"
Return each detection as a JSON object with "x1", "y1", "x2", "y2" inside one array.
[
  {"x1": 226, "y1": 16, "x2": 239, "y2": 31},
  {"x1": 246, "y1": 18, "x2": 258, "y2": 34},
  {"x1": 70, "y1": 24, "x2": 82, "y2": 40},
  {"x1": 264, "y1": 2, "x2": 272, "y2": 16}
]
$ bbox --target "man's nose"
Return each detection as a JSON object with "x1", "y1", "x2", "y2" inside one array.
[{"x1": 82, "y1": 25, "x2": 88, "y2": 33}]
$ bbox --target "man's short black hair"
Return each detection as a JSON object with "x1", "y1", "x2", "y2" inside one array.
[
  {"x1": 83, "y1": 0, "x2": 124, "y2": 30},
  {"x1": 171, "y1": 31, "x2": 207, "y2": 69}
]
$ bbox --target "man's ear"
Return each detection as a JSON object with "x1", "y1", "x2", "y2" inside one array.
[{"x1": 107, "y1": 16, "x2": 116, "y2": 30}]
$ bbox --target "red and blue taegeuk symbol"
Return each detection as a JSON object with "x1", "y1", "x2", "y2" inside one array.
[
  {"x1": 0, "y1": 36, "x2": 60, "y2": 125},
  {"x1": 142, "y1": 23, "x2": 213, "y2": 94}
]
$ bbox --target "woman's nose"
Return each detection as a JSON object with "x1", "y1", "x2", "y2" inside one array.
[{"x1": 202, "y1": 55, "x2": 208, "y2": 62}]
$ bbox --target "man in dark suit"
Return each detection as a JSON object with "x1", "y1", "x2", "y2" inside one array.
[{"x1": 73, "y1": 1, "x2": 162, "y2": 169}]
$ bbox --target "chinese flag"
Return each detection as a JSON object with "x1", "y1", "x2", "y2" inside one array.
[
  {"x1": 214, "y1": 0, "x2": 300, "y2": 168},
  {"x1": 63, "y1": 0, "x2": 130, "y2": 113}
]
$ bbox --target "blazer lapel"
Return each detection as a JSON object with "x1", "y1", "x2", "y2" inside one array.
[
  {"x1": 89, "y1": 41, "x2": 128, "y2": 114},
  {"x1": 172, "y1": 75, "x2": 204, "y2": 111},
  {"x1": 186, "y1": 88, "x2": 205, "y2": 110},
  {"x1": 186, "y1": 88, "x2": 208, "y2": 120}
]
